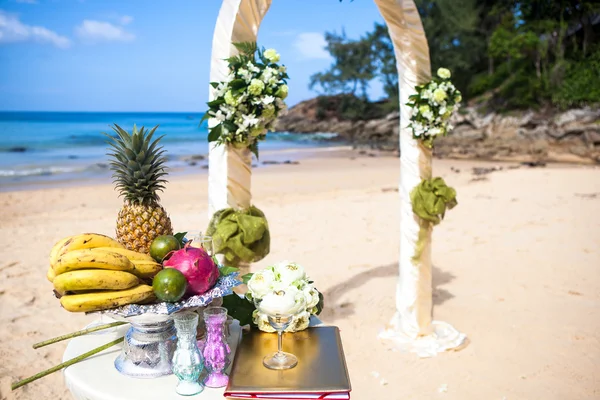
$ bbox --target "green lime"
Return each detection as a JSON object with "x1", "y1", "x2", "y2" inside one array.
[
  {"x1": 149, "y1": 235, "x2": 181, "y2": 262},
  {"x1": 152, "y1": 268, "x2": 188, "y2": 302}
]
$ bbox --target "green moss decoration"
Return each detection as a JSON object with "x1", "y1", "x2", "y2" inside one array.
[
  {"x1": 410, "y1": 177, "x2": 457, "y2": 225},
  {"x1": 206, "y1": 206, "x2": 270, "y2": 265},
  {"x1": 410, "y1": 177, "x2": 457, "y2": 262}
]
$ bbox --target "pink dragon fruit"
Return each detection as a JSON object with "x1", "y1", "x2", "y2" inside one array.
[{"x1": 163, "y1": 243, "x2": 219, "y2": 296}]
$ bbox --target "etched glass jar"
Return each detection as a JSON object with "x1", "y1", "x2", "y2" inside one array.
[{"x1": 172, "y1": 312, "x2": 204, "y2": 396}]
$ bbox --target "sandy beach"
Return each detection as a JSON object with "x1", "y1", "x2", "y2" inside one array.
[{"x1": 1, "y1": 152, "x2": 599, "y2": 400}]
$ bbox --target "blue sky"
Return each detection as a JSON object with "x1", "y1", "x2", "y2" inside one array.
[{"x1": 0, "y1": 0, "x2": 387, "y2": 111}]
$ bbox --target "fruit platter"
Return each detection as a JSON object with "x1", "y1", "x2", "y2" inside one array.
[{"x1": 42, "y1": 125, "x2": 242, "y2": 379}]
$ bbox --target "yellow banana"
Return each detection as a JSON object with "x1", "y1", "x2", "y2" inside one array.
[
  {"x1": 47, "y1": 266, "x2": 56, "y2": 282},
  {"x1": 53, "y1": 270, "x2": 140, "y2": 294},
  {"x1": 93, "y1": 247, "x2": 155, "y2": 262},
  {"x1": 57, "y1": 233, "x2": 124, "y2": 258},
  {"x1": 53, "y1": 249, "x2": 134, "y2": 275},
  {"x1": 59, "y1": 284, "x2": 155, "y2": 312},
  {"x1": 49, "y1": 236, "x2": 73, "y2": 267},
  {"x1": 130, "y1": 260, "x2": 163, "y2": 279}
]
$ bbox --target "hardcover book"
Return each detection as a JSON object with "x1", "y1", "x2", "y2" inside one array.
[{"x1": 225, "y1": 326, "x2": 351, "y2": 399}]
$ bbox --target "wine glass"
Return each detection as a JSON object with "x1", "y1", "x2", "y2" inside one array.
[{"x1": 254, "y1": 290, "x2": 306, "y2": 370}]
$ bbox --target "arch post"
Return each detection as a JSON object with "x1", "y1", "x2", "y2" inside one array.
[
  {"x1": 375, "y1": 0, "x2": 465, "y2": 356},
  {"x1": 207, "y1": 0, "x2": 273, "y2": 220}
]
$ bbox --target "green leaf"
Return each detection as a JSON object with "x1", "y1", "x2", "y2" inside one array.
[
  {"x1": 209, "y1": 82, "x2": 219, "y2": 89},
  {"x1": 199, "y1": 113, "x2": 210, "y2": 127},
  {"x1": 174, "y1": 232, "x2": 187, "y2": 247},
  {"x1": 233, "y1": 41, "x2": 257, "y2": 56},
  {"x1": 221, "y1": 294, "x2": 256, "y2": 327},
  {"x1": 222, "y1": 120, "x2": 237, "y2": 132},
  {"x1": 241, "y1": 273, "x2": 253, "y2": 284},
  {"x1": 315, "y1": 290, "x2": 324, "y2": 315},
  {"x1": 249, "y1": 142, "x2": 259, "y2": 160},
  {"x1": 207, "y1": 98, "x2": 225, "y2": 108},
  {"x1": 219, "y1": 265, "x2": 240, "y2": 277},
  {"x1": 229, "y1": 79, "x2": 246, "y2": 91},
  {"x1": 208, "y1": 124, "x2": 222, "y2": 142}
]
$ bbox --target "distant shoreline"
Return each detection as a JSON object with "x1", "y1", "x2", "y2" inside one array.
[{"x1": 0, "y1": 146, "x2": 354, "y2": 193}]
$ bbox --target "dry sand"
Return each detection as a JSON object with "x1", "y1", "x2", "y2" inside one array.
[{"x1": 1, "y1": 153, "x2": 599, "y2": 400}]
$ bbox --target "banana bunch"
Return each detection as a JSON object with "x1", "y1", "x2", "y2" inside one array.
[{"x1": 48, "y1": 233, "x2": 163, "y2": 312}]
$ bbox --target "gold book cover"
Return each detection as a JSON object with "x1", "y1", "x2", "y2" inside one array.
[{"x1": 225, "y1": 326, "x2": 351, "y2": 399}]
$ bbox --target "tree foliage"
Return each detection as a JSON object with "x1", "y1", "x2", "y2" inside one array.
[{"x1": 312, "y1": 0, "x2": 600, "y2": 113}]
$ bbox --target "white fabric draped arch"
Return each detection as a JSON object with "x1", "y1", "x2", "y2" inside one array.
[{"x1": 208, "y1": 0, "x2": 465, "y2": 357}]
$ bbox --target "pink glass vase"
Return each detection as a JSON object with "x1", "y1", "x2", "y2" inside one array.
[{"x1": 202, "y1": 307, "x2": 231, "y2": 388}]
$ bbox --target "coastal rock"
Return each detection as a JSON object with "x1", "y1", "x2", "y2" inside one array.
[{"x1": 275, "y1": 98, "x2": 600, "y2": 164}]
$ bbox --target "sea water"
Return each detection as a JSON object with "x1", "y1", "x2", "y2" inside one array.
[{"x1": 0, "y1": 112, "x2": 338, "y2": 190}]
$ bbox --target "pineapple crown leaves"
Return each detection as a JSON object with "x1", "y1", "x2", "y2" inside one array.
[{"x1": 104, "y1": 123, "x2": 169, "y2": 205}]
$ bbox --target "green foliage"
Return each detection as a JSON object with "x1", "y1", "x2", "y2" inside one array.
[
  {"x1": 552, "y1": 47, "x2": 600, "y2": 109},
  {"x1": 221, "y1": 294, "x2": 256, "y2": 327},
  {"x1": 174, "y1": 232, "x2": 187, "y2": 247},
  {"x1": 314, "y1": 94, "x2": 388, "y2": 121},
  {"x1": 313, "y1": 0, "x2": 600, "y2": 112},
  {"x1": 309, "y1": 31, "x2": 376, "y2": 98}
]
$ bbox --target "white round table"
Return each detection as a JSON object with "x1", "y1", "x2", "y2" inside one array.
[{"x1": 62, "y1": 320, "x2": 242, "y2": 400}]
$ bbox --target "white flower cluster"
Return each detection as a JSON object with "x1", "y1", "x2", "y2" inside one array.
[
  {"x1": 247, "y1": 261, "x2": 321, "y2": 333},
  {"x1": 205, "y1": 46, "x2": 288, "y2": 150},
  {"x1": 408, "y1": 68, "x2": 462, "y2": 146}
]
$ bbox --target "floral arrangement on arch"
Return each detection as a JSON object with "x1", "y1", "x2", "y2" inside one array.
[
  {"x1": 202, "y1": 42, "x2": 289, "y2": 157},
  {"x1": 407, "y1": 67, "x2": 462, "y2": 148},
  {"x1": 247, "y1": 261, "x2": 323, "y2": 333}
]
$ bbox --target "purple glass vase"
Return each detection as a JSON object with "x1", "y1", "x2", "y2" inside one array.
[{"x1": 202, "y1": 307, "x2": 231, "y2": 388}]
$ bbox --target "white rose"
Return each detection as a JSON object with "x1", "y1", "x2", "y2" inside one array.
[
  {"x1": 433, "y1": 88, "x2": 447, "y2": 103},
  {"x1": 258, "y1": 287, "x2": 301, "y2": 315},
  {"x1": 253, "y1": 310, "x2": 276, "y2": 333},
  {"x1": 247, "y1": 269, "x2": 275, "y2": 299},
  {"x1": 284, "y1": 311, "x2": 310, "y2": 332},
  {"x1": 263, "y1": 48, "x2": 280, "y2": 63},
  {"x1": 437, "y1": 68, "x2": 451, "y2": 79},
  {"x1": 303, "y1": 286, "x2": 320, "y2": 309},
  {"x1": 275, "y1": 261, "x2": 306, "y2": 285}
]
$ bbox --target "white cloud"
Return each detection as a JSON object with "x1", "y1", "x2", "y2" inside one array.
[
  {"x1": 119, "y1": 15, "x2": 133, "y2": 25},
  {"x1": 0, "y1": 10, "x2": 70, "y2": 48},
  {"x1": 293, "y1": 32, "x2": 330, "y2": 60},
  {"x1": 75, "y1": 20, "x2": 135, "y2": 43}
]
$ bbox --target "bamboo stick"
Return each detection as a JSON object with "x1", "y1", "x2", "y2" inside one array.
[
  {"x1": 32, "y1": 321, "x2": 127, "y2": 349},
  {"x1": 12, "y1": 337, "x2": 124, "y2": 391}
]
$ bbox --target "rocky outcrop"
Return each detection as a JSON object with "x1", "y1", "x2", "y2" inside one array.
[{"x1": 274, "y1": 99, "x2": 600, "y2": 164}]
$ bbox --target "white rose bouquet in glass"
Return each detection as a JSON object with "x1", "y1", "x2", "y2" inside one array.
[
  {"x1": 406, "y1": 67, "x2": 462, "y2": 148},
  {"x1": 202, "y1": 42, "x2": 289, "y2": 158},
  {"x1": 247, "y1": 261, "x2": 323, "y2": 333}
]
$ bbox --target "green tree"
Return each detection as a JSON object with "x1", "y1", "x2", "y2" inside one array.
[{"x1": 309, "y1": 30, "x2": 376, "y2": 99}]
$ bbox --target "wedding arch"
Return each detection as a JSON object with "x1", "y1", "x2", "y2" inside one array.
[{"x1": 207, "y1": 0, "x2": 465, "y2": 356}]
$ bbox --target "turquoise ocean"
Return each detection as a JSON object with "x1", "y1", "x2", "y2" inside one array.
[{"x1": 0, "y1": 112, "x2": 338, "y2": 190}]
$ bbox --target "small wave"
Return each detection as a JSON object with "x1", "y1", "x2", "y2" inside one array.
[
  {"x1": 270, "y1": 132, "x2": 339, "y2": 142},
  {"x1": 0, "y1": 165, "x2": 86, "y2": 177}
]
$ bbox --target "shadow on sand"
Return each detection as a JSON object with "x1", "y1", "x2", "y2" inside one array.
[{"x1": 319, "y1": 263, "x2": 455, "y2": 322}]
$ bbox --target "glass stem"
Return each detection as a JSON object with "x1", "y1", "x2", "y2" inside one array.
[{"x1": 277, "y1": 330, "x2": 283, "y2": 354}]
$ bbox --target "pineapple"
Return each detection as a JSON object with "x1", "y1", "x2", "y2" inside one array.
[{"x1": 106, "y1": 124, "x2": 173, "y2": 253}]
